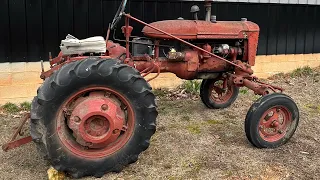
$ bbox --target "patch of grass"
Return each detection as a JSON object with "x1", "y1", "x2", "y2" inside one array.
[
  {"x1": 290, "y1": 66, "x2": 313, "y2": 77},
  {"x1": 20, "y1": 101, "x2": 31, "y2": 111},
  {"x1": 206, "y1": 119, "x2": 223, "y2": 125},
  {"x1": 239, "y1": 87, "x2": 249, "y2": 95},
  {"x1": 182, "y1": 80, "x2": 201, "y2": 94},
  {"x1": 268, "y1": 72, "x2": 286, "y2": 80},
  {"x1": 252, "y1": 95, "x2": 261, "y2": 101},
  {"x1": 187, "y1": 124, "x2": 201, "y2": 134},
  {"x1": 2, "y1": 102, "x2": 20, "y2": 114},
  {"x1": 304, "y1": 104, "x2": 320, "y2": 113}
]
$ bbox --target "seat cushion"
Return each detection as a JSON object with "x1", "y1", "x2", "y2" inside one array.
[{"x1": 60, "y1": 34, "x2": 106, "y2": 55}]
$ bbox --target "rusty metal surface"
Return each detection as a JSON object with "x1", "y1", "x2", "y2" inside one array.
[
  {"x1": 57, "y1": 87, "x2": 135, "y2": 158},
  {"x1": 127, "y1": 14, "x2": 249, "y2": 71},
  {"x1": 247, "y1": 32, "x2": 260, "y2": 66},
  {"x1": 142, "y1": 20, "x2": 259, "y2": 40},
  {"x1": 67, "y1": 91, "x2": 125, "y2": 149},
  {"x1": 2, "y1": 113, "x2": 32, "y2": 152},
  {"x1": 258, "y1": 106, "x2": 292, "y2": 142}
]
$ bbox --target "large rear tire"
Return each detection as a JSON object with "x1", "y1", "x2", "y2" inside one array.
[{"x1": 30, "y1": 57, "x2": 158, "y2": 178}]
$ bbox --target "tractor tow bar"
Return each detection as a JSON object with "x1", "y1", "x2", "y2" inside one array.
[{"x1": 2, "y1": 113, "x2": 32, "y2": 152}]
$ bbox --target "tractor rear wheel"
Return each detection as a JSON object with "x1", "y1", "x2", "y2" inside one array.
[
  {"x1": 245, "y1": 93, "x2": 299, "y2": 148},
  {"x1": 30, "y1": 57, "x2": 157, "y2": 178},
  {"x1": 200, "y1": 76, "x2": 239, "y2": 109}
]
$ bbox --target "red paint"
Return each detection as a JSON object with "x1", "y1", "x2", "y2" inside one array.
[
  {"x1": 2, "y1": 136, "x2": 32, "y2": 152},
  {"x1": 258, "y1": 106, "x2": 292, "y2": 142},
  {"x1": 67, "y1": 91, "x2": 125, "y2": 149},
  {"x1": 57, "y1": 87, "x2": 135, "y2": 159},
  {"x1": 142, "y1": 20, "x2": 259, "y2": 40},
  {"x1": 2, "y1": 113, "x2": 32, "y2": 152},
  {"x1": 209, "y1": 77, "x2": 234, "y2": 104},
  {"x1": 106, "y1": 41, "x2": 126, "y2": 58}
]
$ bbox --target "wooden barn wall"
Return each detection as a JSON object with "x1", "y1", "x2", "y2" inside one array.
[{"x1": 0, "y1": 0, "x2": 320, "y2": 62}]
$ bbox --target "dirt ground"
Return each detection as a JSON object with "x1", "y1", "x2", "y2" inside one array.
[{"x1": 0, "y1": 70, "x2": 319, "y2": 180}]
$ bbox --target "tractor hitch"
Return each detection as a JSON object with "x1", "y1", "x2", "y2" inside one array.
[{"x1": 2, "y1": 113, "x2": 32, "y2": 152}]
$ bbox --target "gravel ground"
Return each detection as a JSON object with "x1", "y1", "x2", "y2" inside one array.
[{"x1": 0, "y1": 70, "x2": 319, "y2": 180}]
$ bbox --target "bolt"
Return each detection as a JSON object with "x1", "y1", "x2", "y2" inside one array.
[
  {"x1": 276, "y1": 108, "x2": 280, "y2": 112},
  {"x1": 113, "y1": 129, "x2": 120, "y2": 134},
  {"x1": 74, "y1": 116, "x2": 81, "y2": 122},
  {"x1": 272, "y1": 121, "x2": 279, "y2": 127},
  {"x1": 101, "y1": 104, "x2": 109, "y2": 111},
  {"x1": 278, "y1": 130, "x2": 283, "y2": 134},
  {"x1": 259, "y1": 125, "x2": 264, "y2": 129}
]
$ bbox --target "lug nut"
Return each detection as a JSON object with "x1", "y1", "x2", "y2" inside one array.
[
  {"x1": 74, "y1": 116, "x2": 81, "y2": 122},
  {"x1": 113, "y1": 129, "x2": 120, "y2": 134},
  {"x1": 101, "y1": 104, "x2": 109, "y2": 111}
]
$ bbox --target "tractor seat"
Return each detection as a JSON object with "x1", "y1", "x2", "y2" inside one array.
[{"x1": 60, "y1": 34, "x2": 106, "y2": 55}]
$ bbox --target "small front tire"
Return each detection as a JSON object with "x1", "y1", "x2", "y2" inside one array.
[
  {"x1": 245, "y1": 93, "x2": 299, "y2": 148},
  {"x1": 200, "y1": 76, "x2": 239, "y2": 109}
]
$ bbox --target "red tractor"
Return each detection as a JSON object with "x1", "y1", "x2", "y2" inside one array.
[{"x1": 2, "y1": 0, "x2": 299, "y2": 178}]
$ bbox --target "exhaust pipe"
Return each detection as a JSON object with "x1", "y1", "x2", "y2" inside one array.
[{"x1": 205, "y1": 0, "x2": 213, "y2": 22}]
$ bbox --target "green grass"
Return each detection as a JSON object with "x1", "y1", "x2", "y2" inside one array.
[
  {"x1": 20, "y1": 102, "x2": 31, "y2": 111},
  {"x1": 290, "y1": 66, "x2": 313, "y2": 77},
  {"x1": 182, "y1": 80, "x2": 201, "y2": 94},
  {"x1": 252, "y1": 95, "x2": 261, "y2": 101},
  {"x1": 1, "y1": 101, "x2": 32, "y2": 114},
  {"x1": 186, "y1": 124, "x2": 201, "y2": 134},
  {"x1": 239, "y1": 87, "x2": 249, "y2": 95},
  {"x1": 2, "y1": 102, "x2": 20, "y2": 114}
]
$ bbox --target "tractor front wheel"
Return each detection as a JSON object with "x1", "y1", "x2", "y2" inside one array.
[
  {"x1": 200, "y1": 76, "x2": 239, "y2": 109},
  {"x1": 245, "y1": 93, "x2": 299, "y2": 148},
  {"x1": 30, "y1": 58, "x2": 157, "y2": 178}
]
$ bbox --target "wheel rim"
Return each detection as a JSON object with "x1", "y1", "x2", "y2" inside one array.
[
  {"x1": 258, "y1": 106, "x2": 292, "y2": 142},
  {"x1": 208, "y1": 77, "x2": 234, "y2": 104},
  {"x1": 57, "y1": 87, "x2": 134, "y2": 159}
]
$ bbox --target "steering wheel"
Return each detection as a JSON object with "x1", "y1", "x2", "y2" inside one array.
[{"x1": 111, "y1": 0, "x2": 128, "y2": 30}]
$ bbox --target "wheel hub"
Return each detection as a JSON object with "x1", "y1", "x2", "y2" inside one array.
[
  {"x1": 209, "y1": 78, "x2": 234, "y2": 104},
  {"x1": 68, "y1": 92, "x2": 125, "y2": 149},
  {"x1": 258, "y1": 106, "x2": 291, "y2": 142}
]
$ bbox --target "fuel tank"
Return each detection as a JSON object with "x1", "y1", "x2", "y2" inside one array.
[{"x1": 142, "y1": 20, "x2": 259, "y2": 39}]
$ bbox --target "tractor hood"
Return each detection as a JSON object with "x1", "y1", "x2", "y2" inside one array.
[{"x1": 142, "y1": 20, "x2": 259, "y2": 39}]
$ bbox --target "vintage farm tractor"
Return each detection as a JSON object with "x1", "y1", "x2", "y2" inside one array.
[{"x1": 2, "y1": 0, "x2": 299, "y2": 178}]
